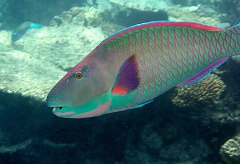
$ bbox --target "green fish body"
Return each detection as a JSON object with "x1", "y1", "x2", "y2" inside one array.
[{"x1": 47, "y1": 21, "x2": 240, "y2": 118}]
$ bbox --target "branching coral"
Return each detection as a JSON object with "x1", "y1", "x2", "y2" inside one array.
[{"x1": 171, "y1": 74, "x2": 226, "y2": 107}]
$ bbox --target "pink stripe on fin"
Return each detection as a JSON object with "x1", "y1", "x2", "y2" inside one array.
[
  {"x1": 101, "y1": 21, "x2": 223, "y2": 44},
  {"x1": 177, "y1": 57, "x2": 229, "y2": 86}
]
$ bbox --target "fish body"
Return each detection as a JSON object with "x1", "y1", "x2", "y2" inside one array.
[
  {"x1": 11, "y1": 22, "x2": 43, "y2": 42},
  {"x1": 46, "y1": 21, "x2": 240, "y2": 118}
]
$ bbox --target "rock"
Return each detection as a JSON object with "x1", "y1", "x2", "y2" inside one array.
[
  {"x1": 220, "y1": 134, "x2": 240, "y2": 164},
  {"x1": 141, "y1": 124, "x2": 163, "y2": 151}
]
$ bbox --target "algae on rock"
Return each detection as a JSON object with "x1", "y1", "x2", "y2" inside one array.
[{"x1": 220, "y1": 133, "x2": 240, "y2": 164}]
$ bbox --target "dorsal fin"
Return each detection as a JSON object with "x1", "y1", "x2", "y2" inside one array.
[{"x1": 101, "y1": 21, "x2": 223, "y2": 44}]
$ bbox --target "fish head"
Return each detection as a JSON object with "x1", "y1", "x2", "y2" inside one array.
[{"x1": 46, "y1": 52, "x2": 114, "y2": 118}]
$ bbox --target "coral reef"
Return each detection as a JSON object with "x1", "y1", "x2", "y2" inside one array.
[
  {"x1": 49, "y1": 6, "x2": 123, "y2": 36},
  {"x1": 118, "y1": 112, "x2": 214, "y2": 164},
  {"x1": 108, "y1": 0, "x2": 230, "y2": 28},
  {"x1": 0, "y1": 34, "x2": 65, "y2": 101},
  {"x1": 50, "y1": 7, "x2": 103, "y2": 27},
  {"x1": 0, "y1": 48, "x2": 51, "y2": 101},
  {"x1": 210, "y1": 0, "x2": 240, "y2": 25},
  {"x1": 0, "y1": 0, "x2": 85, "y2": 30},
  {"x1": 15, "y1": 7, "x2": 121, "y2": 70},
  {"x1": 171, "y1": 0, "x2": 192, "y2": 6},
  {"x1": 109, "y1": 0, "x2": 171, "y2": 12},
  {"x1": 100, "y1": 22, "x2": 124, "y2": 37},
  {"x1": 167, "y1": 5, "x2": 229, "y2": 27},
  {"x1": 220, "y1": 133, "x2": 240, "y2": 164},
  {"x1": 211, "y1": 110, "x2": 240, "y2": 124},
  {"x1": 171, "y1": 74, "x2": 226, "y2": 107},
  {"x1": 0, "y1": 1, "x2": 239, "y2": 164},
  {"x1": 140, "y1": 124, "x2": 163, "y2": 151},
  {"x1": 0, "y1": 6, "x2": 122, "y2": 100}
]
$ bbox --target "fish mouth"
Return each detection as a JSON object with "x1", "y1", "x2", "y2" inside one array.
[{"x1": 51, "y1": 100, "x2": 112, "y2": 118}]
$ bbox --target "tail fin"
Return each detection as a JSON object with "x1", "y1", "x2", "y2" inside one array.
[
  {"x1": 229, "y1": 23, "x2": 240, "y2": 35},
  {"x1": 231, "y1": 23, "x2": 240, "y2": 28},
  {"x1": 228, "y1": 24, "x2": 240, "y2": 56},
  {"x1": 231, "y1": 24, "x2": 240, "y2": 62}
]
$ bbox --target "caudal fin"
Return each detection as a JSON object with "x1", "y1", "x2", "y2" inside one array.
[
  {"x1": 228, "y1": 23, "x2": 240, "y2": 36},
  {"x1": 227, "y1": 24, "x2": 240, "y2": 56}
]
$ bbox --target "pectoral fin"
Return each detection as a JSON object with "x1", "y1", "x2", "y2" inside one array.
[{"x1": 111, "y1": 54, "x2": 140, "y2": 96}]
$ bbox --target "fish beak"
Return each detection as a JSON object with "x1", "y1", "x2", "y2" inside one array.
[
  {"x1": 52, "y1": 92, "x2": 112, "y2": 118},
  {"x1": 52, "y1": 100, "x2": 112, "y2": 118},
  {"x1": 53, "y1": 107, "x2": 63, "y2": 110}
]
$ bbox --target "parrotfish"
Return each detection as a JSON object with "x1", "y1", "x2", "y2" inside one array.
[
  {"x1": 11, "y1": 22, "x2": 43, "y2": 42},
  {"x1": 46, "y1": 21, "x2": 240, "y2": 118}
]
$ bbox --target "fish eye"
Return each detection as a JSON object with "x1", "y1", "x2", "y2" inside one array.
[{"x1": 75, "y1": 72, "x2": 83, "y2": 79}]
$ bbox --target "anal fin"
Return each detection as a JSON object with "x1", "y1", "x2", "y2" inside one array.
[{"x1": 178, "y1": 57, "x2": 229, "y2": 86}]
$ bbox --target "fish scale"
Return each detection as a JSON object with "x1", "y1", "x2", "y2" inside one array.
[
  {"x1": 47, "y1": 21, "x2": 240, "y2": 118},
  {"x1": 104, "y1": 25, "x2": 237, "y2": 104}
]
